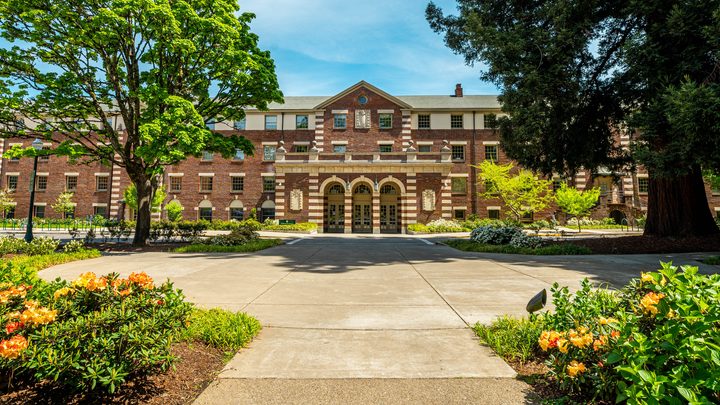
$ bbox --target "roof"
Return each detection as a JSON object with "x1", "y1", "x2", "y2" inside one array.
[{"x1": 251, "y1": 81, "x2": 501, "y2": 111}]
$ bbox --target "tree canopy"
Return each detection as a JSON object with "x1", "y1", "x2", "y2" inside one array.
[
  {"x1": 0, "y1": 0, "x2": 283, "y2": 244},
  {"x1": 554, "y1": 184, "x2": 601, "y2": 231},
  {"x1": 427, "y1": 0, "x2": 720, "y2": 237},
  {"x1": 476, "y1": 161, "x2": 553, "y2": 221}
]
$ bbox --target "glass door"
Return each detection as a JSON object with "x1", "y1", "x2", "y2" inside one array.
[
  {"x1": 325, "y1": 203, "x2": 345, "y2": 233},
  {"x1": 380, "y1": 204, "x2": 398, "y2": 233},
  {"x1": 353, "y1": 204, "x2": 372, "y2": 233}
]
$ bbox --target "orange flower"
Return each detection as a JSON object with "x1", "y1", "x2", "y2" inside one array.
[
  {"x1": 611, "y1": 330, "x2": 620, "y2": 339},
  {"x1": 599, "y1": 317, "x2": 618, "y2": 326},
  {"x1": 128, "y1": 272, "x2": 154, "y2": 289},
  {"x1": 0, "y1": 335, "x2": 28, "y2": 359},
  {"x1": 53, "y1": 287, "x2": 74, "y2": 300},
  {"x1": 0, "y1": 284, "x2": 32, "y2": 304},
  {"x1": 17, "y1": 302, "x2": 57, "y2": 326},
  {"x1": 566, "y1": 360, "x2": 586, "y2": 377},
  {"x1": 5, "y1": 321, "x2": 24, "y2": 334},
  {"x1": 538, "y1": 331, "x2": 562, "y2": 351},
  {"x1": 593, "y1": 335, "x2": 608, "y2": 352},
  {"x1": 117, "y1": 288, "x2": 132, "y2": 297},
  {"x1": 85, "y1": 276, "x2": 107, "y2": 292},
  {"x1": 72, "y1": 272, "x2": 98, "y2": 289},
  {"x1": 557, "y1": 338, "x2": 569, "y2": 353},
  {"x1": 640, "y1": 292, "x2": 665, "y2": 314},
  {"x1": 569, "y1": 329, "x2": 593, "y2": 349}
]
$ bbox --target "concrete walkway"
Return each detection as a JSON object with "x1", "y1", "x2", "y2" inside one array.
[{"x1": 39, "y1": 235, "x2": 718, "y2": 404}]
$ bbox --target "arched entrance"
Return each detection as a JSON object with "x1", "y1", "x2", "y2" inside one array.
[
  {"x1": 260, "y1": 200, "x2": 275, "y2": 221},
  {"x1": 609, "y1": 209, "x2": 626, "y2": 225},
  {"x1": 352, "y1": 183, "x2": 373, "y2": 233},
  {"x1": 379, "y1": 184, "x2": 400, "y2": 233},
  {"x1": 324, "y1": 183, "x2": 345, "y2": 233}
]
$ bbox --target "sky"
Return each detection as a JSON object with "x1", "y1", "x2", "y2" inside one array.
[{"x1": 240, "y1": 0, "x2": 500, "y2": 96}]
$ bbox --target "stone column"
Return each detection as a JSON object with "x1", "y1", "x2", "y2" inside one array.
[
  {"x1": 403, "y1": 173, "x2": 418, "y2": 229},
  {"x1": 308, "y1": 173, "x2": 322, "y2": 229},
  {"x1": 344, "y1": 191, "x2": 352, "y2": 234},
  {"x1": 372, "y1": 192, "x2": 380, "y2": 234},
  {"x1": 441, "y1": 176, "x2": 452, "y2": 219}
]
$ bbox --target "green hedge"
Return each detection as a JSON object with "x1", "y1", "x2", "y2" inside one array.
[
  {"x1": 174, "y1": 239, "x2": 283, "y2": 253},
  {"x1": 262, "y1": 222, "x2": 317, "y2": 232},
  {"x1": 444, "y1": 239, "x2": 592, "y2": 255}
]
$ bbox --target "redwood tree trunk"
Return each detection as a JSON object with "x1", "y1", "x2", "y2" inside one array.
[
  {"x1": 132, "y1": 176, "x2": 153, "y2": 246},
  {"x1": 644, "y1": 166, "x2": 719, "y2": 237}
]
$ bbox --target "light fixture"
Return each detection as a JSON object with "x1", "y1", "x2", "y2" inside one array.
[{"x1": 526, "y1": 289, "x2": 547, "y2": 313}]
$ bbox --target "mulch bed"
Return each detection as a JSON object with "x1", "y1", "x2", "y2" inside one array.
[
  {"x1": 552, "y1": 235, "x2": 720, "y2": 254},
  {"x1": 0, "y1": 341, "x2": 224, "y2": 404}
]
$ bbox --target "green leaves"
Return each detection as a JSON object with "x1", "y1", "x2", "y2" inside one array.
[
  {"x1": 476, "y1": 160, "x2": 554, "y2": 220},
  {"x1": 555, "y1": 184, "x2": 601, "y2": 231}
]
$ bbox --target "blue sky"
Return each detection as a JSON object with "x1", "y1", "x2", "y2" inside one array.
[{"x1": 241, "y1": 0, "x2": 499, "y2": 96}]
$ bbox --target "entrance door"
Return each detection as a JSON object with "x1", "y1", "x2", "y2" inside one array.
[
  {"x1": 379, "y1": 184, "x2": 400, "y2": 233},
  {"x1": 325, "y1": 183, "x2": 345, "y2": 233},
  {"x1": 352, "y1": 184, "x2": 373, "y2": 233}
]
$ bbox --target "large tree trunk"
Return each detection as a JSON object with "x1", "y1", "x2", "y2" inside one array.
[
  {"x1": 132, "y1": 176, "x2": 154, "y2": 246},
  {"x1": 644, "y1": 166, "x2": 719, "y2": 237}
]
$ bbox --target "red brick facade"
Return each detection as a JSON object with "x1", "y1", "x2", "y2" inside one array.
[{"x1": 1, "y1": 81, "x2": 719, "y2": 232}]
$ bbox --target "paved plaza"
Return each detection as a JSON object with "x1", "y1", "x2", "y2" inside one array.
[{"x1": 40, "y1": 235, "x2": 716, "y2": 404}]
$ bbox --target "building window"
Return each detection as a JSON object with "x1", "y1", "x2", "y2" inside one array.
[
  {"x1": 334, "y1": 114, "x2": 347, "y2": 129},
  {"x1": 451, "y1": 115, "x2": 464, "y2": 129},
  {"x1": 200, "y1": 176, "x2": 213, "y2": 192},
  {"x1": 333, "y1": 144, "x2": 347, "y2": 153},
  {"x1": 169, "y1": 177, "x2": 182, "y2": 192},
  {"x1": 199, "y1": 207, "x2": 213, "y2": 221},
  {"x1": 93, "y1": 206, "x2": 107, "y2": 218},
  {"x1": 231, "y1": 176, "x2": 244, "y2": 192},
  {"x1": 39, "y1": 146, "x2": 50, "y2": 162},
  {"x1": 201, "y1": 150, "x2": 213, "y2": 162},
  {"x1": 485, "y1": 145, "x2": 498, "y2": 162},
  {"x1": 638, "y1": 178, "x2": 649, "y2": 194},
  {"x1": 488, "y1": 209, "x2": 500, "y2": 219},
  {"x1": 263, "y1": 145, "x2": 276, "y2": 161},
  {"x1": 418, "y1": 114, "x2": 431, "y2": 129},
  {"x1": 36, "y1": 175, "x2": 47, "y2": 191},
  {"x1": 379, "y1": 113, "x2": 393, "y2": 129},
  {"x1": 5, "y1": 206, "x2": 14, "y2": 219},
  {"x1": 96, "y1": 176, "x2": 108, "y2": 192},
  {"x1": 451, "y1": 177, "x2": 467, "y2": 194},
  {"x1": 379, "y1": 144, "x2": 392, "y2": 153},
  {"x1": 552, "y1": 179, "x2": 563, "y2": 191},
  {"x1": 66, "y1": 175, "x2": 78, "y2": 192},
  {"x1": 230, "y1": 208, "x2": 244, "y2": 220},
  {"x1": 295, "y1": 144, "x2": 308, "y2": 153},
  {"x1": 234, "y1": 149, "x2": 245, "y2": 161},
  {"x1": 7, "y1": 175, "x2": 18, "y2": 191},
  {"x1": 418, "y1": 145, "x2": 431, "y2": 153},
  {"x1": 263, "y1": 177, "x2": 275, "y2": 192},
  {"x1": 451, "y1": 145, "x2": 465, "y2": 161},
  {"x1": 34, "y1": 205, "x2": 45, "y2": 218},
  {"x1": 454, "y1": 209, "x2": 466, "y2": 220},
  {"x1": 206, "y1": 119, "x2": 215, "y2": 130},
  {"x1": 234, "y1": 118, "x2": 246, "y2": 130},
  {"x1": 265, "y1": 115, "x2": 278, "y2": 130},
  {"x1": 296, "y1": 115, "x2": 309, "y2": 129}
]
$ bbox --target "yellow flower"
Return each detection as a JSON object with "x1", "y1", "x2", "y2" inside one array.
[
  {"x1": 53, "y1": 287, "x2": 74, "y2": 300},
  {"x1": 72, "y1": 272, "x2": 98, "y2": 289},
  {"x1": 640, "y1": 292, "x2": 665, "y2": 315},
  {"x1": 557, "y1": 338, "x2": 569, "y2": 353},
  {"x1": 641, "y1": 272, "x2": 653, "y2": 283},
  {"x1": 599, "y1": 317, "x2": 618, "y2": 326},
  {"x1": 128, "y1": 272, "x2": 154, "y2": 289},
  {"x1": 566, "y1": 360, "x2": 587, "y2": 377},
  {"x1": 17, "y1": 303, "x2": 57, "y2": 326},
  {"x1": 538, "y1": 331, "x2": 562, "y2": 351},
  {"x1": 0, "y1": 335, "x2": 28, "y2": 359}
]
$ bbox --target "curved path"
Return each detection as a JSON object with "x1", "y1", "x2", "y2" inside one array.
[{"x1": 41, "y1": 235, "x2": 715, "y2": 404}]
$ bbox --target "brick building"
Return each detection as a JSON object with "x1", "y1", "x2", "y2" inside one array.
[{"x1": 1, "y1": 81, "x2": 719, "y2": 232}]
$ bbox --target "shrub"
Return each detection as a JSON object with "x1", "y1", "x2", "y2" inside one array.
[
  {"x1": 538, "y1": 264, "x2": 720, "y2": 403},
  {"x1": 205, "y1": 226, "x2": 258, "y2": 246},
  {"x1": 407, "y1": 223, "x2": 429, "y2": 233},
  {"x1": 508, "y1": 233, "x2": 543, "y2": 249},
  {"x1": 62, "y1": 240, "x2": 85, "y2": 253},
  {"x1": 165, "y1": 199, "x2": 184, "y2": 222},
  {"x1": 525, "y1": 219, "x2": 552, "y2": 234},
  {"x1": 0, "y1": 236, "x2": 27, "y2": 256},
  {"x1": 176, "y1": 220, "x2": 209, "y2": 240},
  {"x1": 445, "y1": 239, "x2": 592, "y2": 255},
  {"x1": 425, "y1": 219, "x2": 466, "y2": 233},
  {"x1": 23, "y1": 237, "x2": 60, "y2": 256},
  {"x1": 182, "y1": 308, "x2": 261, "y2": 354},
  {"x1": 474, "y1": 316, "x2": 546, "y2": 363},
  {"x1": 174, "y1": 239, "x2": 283, "y2": 253},
  {"x1": 460, "y1": 218, "x2": 506, "y2": 231},
  {"x1": 470, "y1": 225, "x2": 523, "y2": 245},
  {"x1": 261, "y1": 222, "x2": 317, "y2": 232}
]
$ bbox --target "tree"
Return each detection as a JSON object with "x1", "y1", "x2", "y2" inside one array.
[
  {"x1": 124, "y1": 184, "x2": 166, "y2": 214},
  {"x1": 554, "y1": 184, "x2": 601, "y2": 232},
  {"x1": 165, "y1": 199, "x2": 183, "y2": 222},
  {"x1": 51, "y1": 191, "x2": 76, "y2": 218},
  {"x1": 427, "y1": 0, "x2": 720, "y2": 237},
  {"x1": 477, "y1": 161, "x2": 554, "y2": 221},
  {"x1": 0, "y1": 0, "x2": 283, "y2": 245},
  {"x1": 0, "y1": 190, "x2": 14, "y2": 219}
]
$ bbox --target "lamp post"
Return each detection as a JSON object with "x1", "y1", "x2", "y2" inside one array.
[{"x1": 24, "y1": 138, "x2": 44, "y2": 242}]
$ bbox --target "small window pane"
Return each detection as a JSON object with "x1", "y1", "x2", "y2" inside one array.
[
  {"x1": 265, "y1": 115, "x2": 278, "y2": 130},
  {"x1": 451, "y1": 177, "x2": 467, "y2": 194},
  {"x1": 296, "y1": 115, "x2": 309, "y2": 129},
  {"x1": 488, "y1": 209, "x2": 500, "y2": 219},
  {"x1": 295, "y1": 145, "x2": 308, "y2": 153},
  {"x1": 201, "y1": 151, "x2": 213, "y2": 161},
  {"x1": 231, "y1": 176, "x2": 244, "y2": 192},
  {"x1": 230, "y1": 208, "x2": 244, "y2": 220},
  {"x1": 485, "y1": 145, "x2": 498, "y2": 162},
  {"x1": 96, "y1": 176, "x2": 108, "y2": 191},
  {"x1": 93, "y1": 206, "x2": 107, "y2": 218},
  {"x1": 638, "y1": 178, "x2": 649, "y2": 193},
  {"x1": 334, "y1": 114, "x2": 347, "y2": 129},
  {"x1": 263, "y1": 177, "x2": 275, "y2": 192},
  {"x1": 552, "y1": 179, "x2": 563, "y2": 191},
  {"x1": 454, "y1": 209, "x2": 466, "y2": 220},
  {"x1": 34, "y1": 205, "x2": 45, "y2": 218},
  {"x1": 333, "y1": 145, "x2": 347, "y2": 153},
  {"x1": 451, "y1": 145, "x2": 465, "y2": 161},
  {"x1": 234, "y1": 118, "x2": 246, "y2": 130},
  {"x1": 418, "y1": 114, "x2": 431, "y2": 129},
  {"x1": 418, "y1": 145, "x2": 431, "y2": 153},
  {"x1": 379, "y1": 113, "x2": 393, "y2": 129},
  {"x1": 39, "y1": 146, "x2": 50, "y2": 162},
  {"x1": 379, "y1": 144, "x2": 392, "y2": 153},
  {"x1": 199, "y1": 207, "x2": 213, "y2": 221},
  {"x1": 234, "y1": 149, "x2": 245, "y2": 161},
  {"x1": 263, "y1": 146, "x2": 276, "y2": 161},
  {"x1": 66, "y1": 176, "x2": 78, "y2": 191},
  {"x1": 170, "y1": 177, "x2": 182, "y2": 192},
  {"x1": 200, "y1": 176, "x2": 213, "y2": 192},
  {"x1": 7, "y1": 175, "x2": 18, "y2": 191},
  {"x1": 451, "y1": 115, "x2": 463, "y2": 129}
]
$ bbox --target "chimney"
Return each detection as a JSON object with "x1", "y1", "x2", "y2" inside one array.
[{"x1": 454, "y1": 83, "x2": 463, "y2": 97}]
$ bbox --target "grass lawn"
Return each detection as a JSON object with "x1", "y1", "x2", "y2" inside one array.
[
  {"x1": 444, "y1": 239, "x2": 592, "y2": 255},
  {"x1": 174, "y1": 238, "x2": 283, "y2": 253},
  {"x1": 6, "y1": 249, "x2": 102, "y2": 272}
]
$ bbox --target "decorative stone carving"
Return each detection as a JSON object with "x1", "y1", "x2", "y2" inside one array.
[
  {"x1": 422, "y1": 189, "x2": 436, "y2": 211},
  {"x1": 290, "y1": 189, "x2": 303, "y2": 211},
  {"x1": 355, "y1": 109, "x2": 371, "y2": 129}
]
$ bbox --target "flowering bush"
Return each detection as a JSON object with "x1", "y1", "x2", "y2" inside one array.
[
  {"x1": 0, "y1": 236, "x2": 60, "y2": 257},
  {"x1": 508, "y1": 233, "x2": 544, "y2": 249},
  {"x1": 539, "y1": 264, "x2": 720, "y2": 403},
  {"x1": 0, "y1": 271, "x2": 192, "y2": 393},
  {"x1": 470, "y1": 225, "x2": 523, "y2": 244},
  {"x1": 204, "y1": 225, "x2": 259, "y2": 246},
  {"x1": 61, "y1": 239, "x2": 85, "y2": 253},
  {"x1": 425, "y1": 219, "x2": 466, "y2": 233}
]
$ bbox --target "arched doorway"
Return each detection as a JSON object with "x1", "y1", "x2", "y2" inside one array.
[
  {"x1": 260, "y1": 200, "x2": 275, "y2": 221},
  {"x1": 609, "y1": 209, "x2": 626, "y2": 225},
  {"x1": 352, "y1": 183, "x2": 373, "y2": 233},
  {"x1": 198, "y1": 199, "x2": 213, "y2": 221},
  {"x1": 324, "y1": 183, "x2": 345, "y2": 233},
  {"x1": 229, "y1": 200, "x2": 244, "y2": 220},
  {"x1": 380, "y1": 184, "x2": 400, "y2": 233}
]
